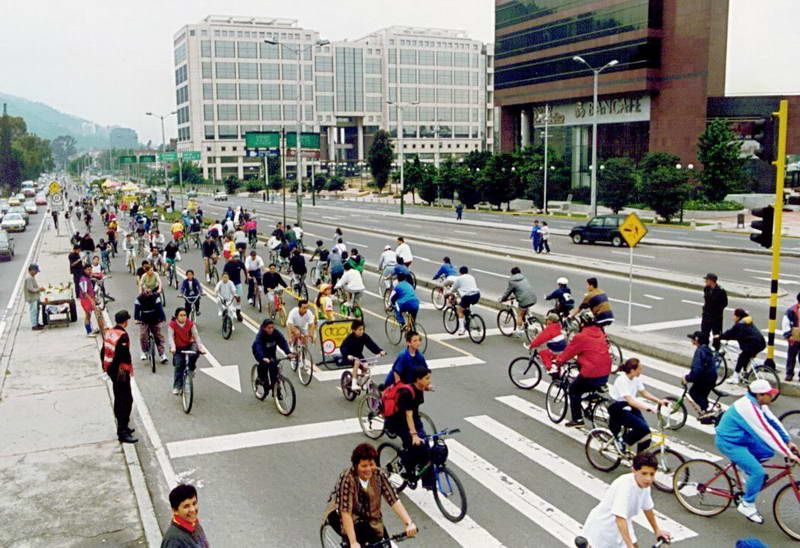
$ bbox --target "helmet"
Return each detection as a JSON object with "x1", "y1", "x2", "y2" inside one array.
[
  {"x1": 557, "y1": 277, "x2": 569, "y2": 285},
  {"x1": 576, "y1": 310, "x2": 595, "y2": 328}
]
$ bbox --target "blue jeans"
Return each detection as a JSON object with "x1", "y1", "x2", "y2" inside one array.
[
  {"x1": 395, "y1": 301, "x2": 419, "y2": 325},
  {"x1": 173, "y1": 344, "x2": 200, "y2": 390},
  {"x1": 716, "y1": 438, "x2": 773, "y2": 503},
  {"x1": 28, "y1": 300, "x2": 39, "y2": 328},
  {"x1": 608, "y1": 402, "x2": 651, "y2": 452}
]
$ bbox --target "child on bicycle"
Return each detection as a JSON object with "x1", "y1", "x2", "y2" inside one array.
[
  {"x1": 527, "y1": 312, "x2": 567, "y2": 377},
  {"x1": 684, "y1": 331, "x2": 718, "y2": 419},
  {"x1": 214, "y1": 272, "x2": 237, "y2": 317},
  {"x1": 338, "y1": 319, "x2": 386, "y2": 393},
  {"x1": 389, "y1": 273, "x2": 419, "y2": 327},
  {"x1": 316, "y1": 284, "x2": 335, "y2": 322},
  {"x1": 180, "y1": 270, "x2": 203, "y2": 318}
]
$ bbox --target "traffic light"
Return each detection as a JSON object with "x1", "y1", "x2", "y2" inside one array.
[{"x1": 750, "y1": 205, "x2": 774, "y2": 248}]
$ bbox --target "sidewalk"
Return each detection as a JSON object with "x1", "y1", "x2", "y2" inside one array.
[{"x1": 0, "y1": 221, "x2": 149, "y2": 547}]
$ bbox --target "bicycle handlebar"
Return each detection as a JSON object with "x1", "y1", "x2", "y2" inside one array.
[
  {"x1": 360, "y1": 531, "x2": 411, "y2": 547},
  {"x1": 423, "y1": 428, "x2": 460, "y2": 440}
]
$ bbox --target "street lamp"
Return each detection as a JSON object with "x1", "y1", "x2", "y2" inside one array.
[
  {"x1": 146, "y1": 111, "x2": 176, "y2": 198},
  {"x1": 572, "y1": 56, "x2": 618, "y2": 217},
  {"x1": 265, "y1": 38, "x2": 329, "y2": 227},
  {"x1": 535, "y1": 105, "x2": 553, "y2": 214},
  {"x1": 387, "y1": 99, "x2": 420, "y2": 215},
  {"x1": 675, "y1": 163, "x2": 695, "y2": 223}
]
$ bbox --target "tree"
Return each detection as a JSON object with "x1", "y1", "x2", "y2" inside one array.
[
  {"x1": 417, "y1": 163, "x2": 438, "y2": 205},
  {"x1": 312, "y1": 173, "x2": 328, "y2": 192},
  {"x1": 223, "y1": 175, "x2": 240, "y2": 194},
  {"x1": 697, "y1": 119, "x2": 749, "y2": 202},
  {"x1": 638, "y1": 153, "x2": 691, "y2": 222},
  {"x1": 0, "y1": 106, "x2": 22, "y2": 191},
  {"x1": 51, "y1": 135, "x2": 77, "y2": 168},
  {"x1": 13, "y1": 134, "x2": 54, "y2": 181},
  {"x1": 169, "y1": 162, "x2": 204, "y2": 188},
  {"x1": 403, "y1": 156, "x2": 426, "y2": 203},
  {"x1": 463, "y1": 150, "x2": 492, "y2": 171},
  {"x1": 480, "y1": 153, "x2": 519, "y2": 210},
  {"x1": 598, "y1": 157, "x2": 638, "y2": 213},
  {"x1": 326, "y1": 175, "x2": 345, "y2": 193},
  {"x1": 367, "y1": 130, "x2": 393, "y2": 192}
]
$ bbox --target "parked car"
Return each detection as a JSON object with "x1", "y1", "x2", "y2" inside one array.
[
  {"x1": 24, "y1": 200, "x2": 38, "y2": 214},
  {"x1": 7, "y1": 205, "x2": 28, "y2": 223},
  {"x1": 1, "y1": 213, "x2": 26, "y2": 232},
  {"x1": 569, "y1": 214, "x2": 627, "y2": 247},
  {"x1": 0, "y1": 230, "x2": 14, "y2": 260},
  {"x1": 34, "y1": 193, "x2": 47, "y2": 206},
  {"x1": 213, "y1": 191, "x2": 228, "y2": 201}
]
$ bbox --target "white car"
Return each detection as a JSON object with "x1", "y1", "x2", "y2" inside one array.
[
  {"x1": 213, "y1": 191, "x2": 228, "y2": 201},
  {"x1": 7, "y1": 205, "x2": 28, "y2": 223},
  {"x1": 24, "y1": 200, "x2": 37, "y2": 214},
  {"x1": 1, "y1": 213, "x2": 25, "y2": 232}
]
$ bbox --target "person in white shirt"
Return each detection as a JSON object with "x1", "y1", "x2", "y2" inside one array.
[
  {"x1": 378, "y1": 245, "x2": 398, "y2": 291},
  {"x1": 334, "y1": 238, "x2": 347, "y2": 257},
  {"x1": 150, "y1": 230, "x2": 166, "y2": 252},
  {"x1": 395, "y1": 237, "x2": 413, "y2": 268},
  {"x1": 608, "y1": 358, "x2": 669, "y2": 453},
  {"x1": 287, "y1": 299, "x2": 316, "y2": 346},
  {"x1": 245, "y1": 250, "x2": 265, "y2": 305},
  {"x1": 224, "y1": 217, "x2": 235, "y2": 236},
  {"x1": 208, "y1": 221, "x2": 223, "y2": 238},
  {"x1": 541, "y1": 221, "x2": 551, "y2": 254},
  {"x1": 214, "y1": 272, "x2": 238, "y2": 317},
  {"x1": 334, "y1": 263, "x2": 366, "y2": 311},
  {"x1": 234, "y1": 227, "x2": 248, "y2": 255},
  {"x1": 293, "y1": 223, "x2": 304, "y2": 246},
  {"x1": 579, "y1": 452, "x2": 671, "y2": 548},
  {"x1": 443, "y1": 266, "x2": 481, "y2": 336}
]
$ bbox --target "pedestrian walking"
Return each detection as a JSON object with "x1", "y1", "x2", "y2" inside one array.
[
  {"x1": 161, "y1": 483, "x2": 210, "y2": 547},
  {"x1": 50, "y1": 209, "x2": 59, "y2": 231},
  {"x1": 530, "y1": 220, "x2": 542, "y2": 253},
  {"x1": 101, "y1": 310, "x2": 137, "y2": 443},
  {"x1": 24, "y1": 264, "x2": 45, "y2": 330},
  {"x1": 782, "y1": 292, "x2": 800, "y2": 382},
  {"x1": 701, "y1": 273, "x2": 728, "y2": 351},
  {"x1": 541, "y1": 221, "x2": 551, "y2": 253},
  {"x1": 455, "y1": 203, "x2": 464, "y2": 221}
]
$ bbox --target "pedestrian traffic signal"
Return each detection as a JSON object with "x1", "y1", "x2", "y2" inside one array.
[{"x1": 750, "y1": 205, "x2": 774, "y2": 248}]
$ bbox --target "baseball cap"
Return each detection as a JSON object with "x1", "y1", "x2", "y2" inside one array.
[
  {"x1": 704, "y1": 273, "x2": 718, "y2": 282},
  {"x1": 233, "y1": 251, "x2": 240, "y2": 258},
  {"x1": 749, "y1": 379, "x2": 779, "y2": 397},
  {"x1": 686, "y1": 330, "x2": 708, "y2": 344},
  {"x1": 384, "y1": 245, "x2": 391, "y2": 250},
  {"x1": 28, "y1": 264, "x2": 40, "y2": 272}
]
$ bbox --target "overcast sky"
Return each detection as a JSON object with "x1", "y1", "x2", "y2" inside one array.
[{"x1": 0, "y1": 0, "x2": 796, "y2": 146}]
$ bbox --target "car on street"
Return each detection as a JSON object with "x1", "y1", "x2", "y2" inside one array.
[
  {"x1": 213, "y1": 191, "x2": 227, "y2": 201},
  {"x1": 7, "y1": 205, "x2": 28, "y2": 224},
  {"x1": 569, "y1": 214, "x2": 627, "y2": 247},
  {"x1": 0, "y1": 199, "x2": 9, "y2": 214},
  {"x1": 8, "y1": 196, "x2": 21, "y2": 206},
  {"x1": 24, "y1": 200, "x2": 38, "y2": 214},
  {"x1": 0, "y1": 230, "x2": 15, "y2": 260},
  {"x1": 187, "y1": 190, "x2": 198, "y2": 198},
  {"x1": 34, "y1": 193, "x2": 47, "y2": 206},
  {"x1": 1, "y1": 213, "x2": 26, "y2": 232}
]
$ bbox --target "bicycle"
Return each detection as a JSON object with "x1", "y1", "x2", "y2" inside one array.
[
  {"x1": 290, "y1": 335, "x2": 315, "y2": 387},
  {"x1": 357, "y1": 382, "x2": 436, "y2": 441},
  {"x1": 291, "y1": 271, "x2": 309, "y2": 300},
  {"x1": 714, "y1": 341, "x2": 780, "y2": 395},
  {"x1": 507, "y1": 342, "x2": 545, "y2": 390},
  {"x1": 166, "y1": 260, "x2": 179, "y2": 290},
  {"x1": 266, "y1": 287, "x2": 287, "y2": 326},
  {"x1": 441, "y1": 293, "x2": 485, "y2": 344},
  {"x1": 250, "y1": 357, "x2": 296, "y2": 416},
  {"x1": 126, "y1": 251, "x2": 136, "y2": 274},
  {"x1": 178, "y1": 237, "x2": 189, "y2": 254},
  {"x1": 430, "y1": 284, "x2": 446, "y2": 310},
  {"x1": 658, "y1": 381, "x2": 732, "y2": 431},
  {"x1": 779, "y1": 409, "x2": 800, "y2": 440},
  {"x1": 183, "y1": 294, "x2": 201, "y2": 324},
  {"x1": 175, "y1": 349, "x2": 197, "y2": 414},
  {"x1": 585, "y1": 406, "x2": 686, "y2": 493},
  {"x1": 497, "y1": 298, "x2": 543, "y2": 343},
  {"x1": 320, "y1": 526, "x2": 413, "y2": 548},
  {"x1": 545, "y1": 362, "x2": 611, "y2": 428},
  {"x1": 220, "y1": 297, "x2": 237, "y2": 340},
  {"x1": 248, "y1": 231, "x2": 258, "y2": 249},
  {"x1": 190, "y1": 232, "x2": 201, "y2": 249},
  {"x1": 673, "y1": 454, "x2": 800, "y2": 540},
  {"x1": 548, "y1": 308, "x2": 581, "y2": 341},
  {"x1": 208, "y1": 256, "x2": 220, "y2": 285},
  {"x1": 384, "y1": 310, "x2": 428, "y2": 355},
  {"x1": 378, "y1": 428, "x2": 467, "y2": 522},
  {"x1": 309, "y1": 260, "x2": 330, "y2": 286},
  {"x1": 338, "y1": 289, "x2": 364, "y2": 320},
  {"x1": 248, "y1": 274, "x2": 263, "y2": 313},
  {"x1": 341, "y1": 357, "x2": 380, "y2": 402},
  {"x1": 145, "y1": 325, "x2": 158, "y2": 374},
  {"x1": 92, "y1": 278, "x2": 114, "y2": 311}
]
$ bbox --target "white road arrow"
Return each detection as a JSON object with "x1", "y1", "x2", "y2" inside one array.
[{"x1": 200, "y1": 352, "x2": 242, "y2": 393}]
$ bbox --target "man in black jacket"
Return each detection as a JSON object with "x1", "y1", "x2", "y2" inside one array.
[
  {"x1": 718, "y1": 308, "x2": 766, "y2": 384},
  {"x1": 101, "y1": 310, "x2": 137, "y2": 444},
  {"x1": 701, "y1": 273, "x2": 728, "y2": 351}
]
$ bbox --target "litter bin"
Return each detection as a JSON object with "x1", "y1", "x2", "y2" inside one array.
[{"x1": 737, "y1": 213, "x2": 745, "y2": 228}]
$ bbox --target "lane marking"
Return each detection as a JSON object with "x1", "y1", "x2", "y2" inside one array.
[
  {"x1": 681, "y1": 300, "x2": 704, "y2": 307},
  {"x1": 454, "y1": 230, "x2": 477, "y2": 235},
  {"x1": 608, "y1": 298, "x2": 652, "y2": 310},
  {"x1": 751, "y1": 275, "x2": 800, "y2": 285},
  {"x1": 131, "y1": 378, "x2": 178, "y2": 486},
  {"x1": 315, "y1": 355, "x2": 484, "y2": 382},
  {"x1": 631, "y1": 317, "x2": 701, "y2": 333},
  {"x1": 346, "y1": 240, "x2": 369, "y2": 248},
  {"x1": 744, "y1": 268, "x2": 800, "y2": 279},
  {"x1": 428, "y1": 327, "x2": 504, "y2": 341},
  {"x1": 611, "y1": 251, "x2": 655, "y2": 260},
  {"x1": 472, "y1": 268, "x2": 507, "y2": 279},
  {"x1": 643, "y1": 294, "x2": 664, "y2": 301}
]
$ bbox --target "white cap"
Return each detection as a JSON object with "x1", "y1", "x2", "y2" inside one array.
[
  {"x1": 557, "y1": 277, "x2": 569, "y2": 285},
  {"x1": 384, "y1": 245, "x2": 391, "y2": 250},
  {"x1": 749, "y1": 379, "x2": 779, "y2": 396}
]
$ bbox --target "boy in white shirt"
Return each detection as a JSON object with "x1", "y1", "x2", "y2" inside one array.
[
  {"x1": 214, "y1": 272, "x2": 238, "y2": 317},
  {"x1": 287, "y1": 299, "x2": 316, "y2": 347},
  {"x1": 334, "y1": 263, "x2": 365, "y2": 310},
  {"x1": 245, "y1": 250, "x2": 265, "y2": 304},
  {"x1": 395, "y1": 236, "x2": 413, "y2": 267}
]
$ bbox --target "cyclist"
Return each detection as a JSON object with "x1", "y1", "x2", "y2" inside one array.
[
  {"x1": 223, "y1": 252, "x2": 247, "y2": 321},
  {"x1": 271, "y1": 222, "x2": 285, "y2": 241},
  {"x1": 80, "y1": 232, "x2": 96, "y2": 264},
  {"x1": 221, "y1": 234, "x2": 236, "y2": 260},
  {"x1": 332, "y1": 227, "x2": 343, "y2": 247},
  {"x1": 163, "y1": 238, "x2": 181, "y2": 275},
  {"x1": 207, "y1": 219, "x2": 223, "y2": 240},
  {"x1": 395, "y1": 237, "x2": 413, "y2": 268},
  {"x1": 170, "y1": 219, "x2": 184, "y2": 244},
  {"x1": 285, "y1": 223, "x2": 298, "y2": 251},
  {"x1": 573, "y1": 277, "x2": 613, "y2": 328},
  {"x1": 201, "y1": 235, "x2": 218, "y2": 283},
  {"x1": 244, "y1": 216, "x2": 257, "y2": 247},
  {"x1": 167, "y1": 307, "x2": 208, "y2": 395},
  {"x1": 77, "y1": 264, "x2": 98, "y2": 336},
  {"x1": 334, "y1": 263, "x2": 365, "y2": 314},
  {"x1": 716, "y1": 308, "x2": 766, "y2": 384},
  {"x1": 292, "y1": 223, "x2": 304, "y2": 250},
  {"x1": 500, "y1": 266, "x2": 537, "y2": 333},
  {"x1": 97, "y1": 239, "x2": 111, "y2": 275},
  {"x1": 333, "y1": 237, "x2": 347, "y2": 257},
  {"x1": 122, "y1": 233, "x2": 136, "y2": 264},
  {"x1": 223, "y1": 216, "x2": 235, "y2": 236},
  {"x1": 392, "y1": 257, "x2": 411, "y2": 282},
  {"x1": 134, "y1": 285, "x2": 168, "y2": 364},
  {"x1": 106, "y1": 222, "x2": 118, "y2": 255},
  {"x1": 329, "y1": 248, "x2": 345, "y2": 288},
  {"x1": 608, "y1": 358, "x2": 670, "y2": 454},
  {"x1": 339, "y1": 319, "x2": 386, "y2": 393},
  {"x1": 138, "y1": 261, "x2": 163, "y2": 295},
  {"x1": 252, "y1": 318, "x2": 295, "y2": 393},
  {"x1": 432, "y1": 256, "x2": 456, "y2": 282},
  {"x1": 262, "y1": 263, "x2": 288, "y2": 303},
  {"x1": 378, "y1": 245, "x2": 397, "y2": 291},
  {"x1": 150, "y1": 229, "x2": 166, "y2": 254},
  {"x1": 234, "y1": 225, "x2": 248, "y2": 257},
  {"x1": 289, "y1": 247, "x2": 307, "y2": 289},
  {"x1": 311, "y1": 240, "x2": 329, "y2": 266},
  {"x1": 286, "y1": 299, "x2": 317, "y2": 348},
  {"x1": 346, "y1": 248, "x2": 365, "y2": 273},
  {"x1": 180, "y1": 269, "x2": 203, "y2": 318},
  {"x1": 554, "y1": 312, "x2": 613, "y2": 428},
  {"x1": 384, "y1": 330, "x2": 428, "y2": 387},
  {"x1": 322, "y1": 443, "x2": 417, "y2": 548},
  {"x1": 684, "y1": 331, "x2": 718, "y2": 418},
  {"x1": 147, "y1": 246, "x2": 165, "y2": 274},
  {"x1": 782, "y1": 293, "x2": 800, "y2": 382},
  {"x1": 390, "y1": 273, "x2": 419, "y2": 327},
  {"x1": 214, "y1": 272, "x2": 237, "y2": 318},
  {"x1": 546, "y1": 277, "x2": 575, "y2": 317},
  {"x1": 527, "y1": 312, "x2": 567, "y2": 376},
  {"x1": 581, "y1": 452, "x2": 672, "y2": 548},
  {"x1": 188, "y1": 215, "x2": 202, "y2": 245},
  {"x1": 316, "y1": 283, "x2": 335, "y2": 322},
  {"x1": 245, "y1": 250, "x2": 265, "y2": 305},
  {"x1": 715, "y1": 379, "x2": 799, "y2": 523},
  {"x1": 442, "y1": 266, "x2": 480, "y2": 336}
]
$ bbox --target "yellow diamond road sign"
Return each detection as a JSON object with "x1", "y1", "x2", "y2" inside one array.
[
  {"x1": 620, "y1": 213, "x2": 647, "y2": 248},
  {"x1": 48, "y1": 181, "x2": 61, "y2": 195}
]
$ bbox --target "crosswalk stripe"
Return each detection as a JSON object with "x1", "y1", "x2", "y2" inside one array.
[
  {"x1": 429, "y1": 327, "x2": 504, "y2": 341},
  {"x1": 447, "y1": 440, "x2": 583, "y2": 546},
  {"x1": 630, "y1": 318, "x2": 701, "y2": 333},
  {"x1": 466, "y1": 415, "x2": 697, "y2": 542},
  {"x1": 314, "y1": 355, "x2": 485, "y2": 382}
]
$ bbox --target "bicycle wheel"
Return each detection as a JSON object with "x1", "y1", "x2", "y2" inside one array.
[
  {"x1": 255, "y1": 290, "x2": 262, "y2": 313},
  {"x1": 434, "y1": 466, "x2": 468, "y2": 523},
  {"x1": 408, "y1": 271, "x2": 417, "y2": 289},
  {"x1": 149, "y1": 337, "x2": 157, "y2": 374},
  {"x1": 273, "y1": 375, "x2": 296, "y2": 416},
  {"x1": 377, "y1": 442, "x2": 407, "y2": 492},
  {"x1": 276, "y1": 305, "x2": 287, "y2": 327},
  {"x1": 431, "y1": 286, "x2": 445, "y2": 310},
  {"x1": 524, "y1": 317, "x2": 544, "y2": 344},
  {"x1": 779, "y1": 409, "x2": 800, "y2": 440},
  {"x1": 298, "y1": 282, "x2": 309, "y2": 301},
  {"x1": 209, "y1": 268, "x2": 219, "y2": 284},
  {"x1": 496, "y1": 308, "x2": 516, "y2": 336},
  {"x1": 352, "y1": 306, "x2": 363, "y2": 320},
  {"x1": 660, "y1": 398, "x2": 688, "y2": 431},
  {"x1": 748, "y1": 365, "x2": 781, "y2": 400},
  {"x1": 714, "y1": 353, "x2": 729, "y2": 386},
  {"x1": 181, "y1": 371, "x2": 193, "y2": 414},
  {"x1": 584, "y1": 428, "x2": 621, "y2": 472},
  {"x1": 608, "y1": 340, "x2": 623, "y2": 370},
  {"x1": 673, "y1": 459, "x2": 733, "y2": 517},
  {"x1": 442, "y1": 307, "x2": 458, "y2": 334},
  {"x1": 96, "y1": 286, "x2": 107, "y2": 311},
  {"x1": 774, "y1": 483, "x2": 800, "y2": 541},
  {"x1": 319, "y1": 522, "x2": 343, "y2": 548},
  {"x1": 416, "y1": 321, "x2": 428, "y2": 355},
  {"x1": 419, "y1": 412, "x2": 437, "y2": 437},
  {"x1": 653, "y1": 448, "x2": 685, "y2": 493},
  {"x1": 222, "y1": 314, "x2": 233, "y2": 339},
  {"x1": 508, "y1": 355, "x2": 542, "y2": 390},
  {"x1": 357, "y1": 391, "x2": 385, "y2": 439},
  {"x1": 588, "y1": 397, "x2": 611, "y2": 429},
  {"x1": 467, "y1": 314, "x2": 486, "y2": 344},
  {"x1": 384, "y1": 314, "x2": 403, "y2": 346},
  {"x1": 340, "y1": 371, "x2": 356, "y2": 401},
  {"x1": 383, "y1": 288, "x2": 393, "y2": 310},
  {"x1": 251, "y1": 364, "x2": 267, "y2": 401},
  {"x1": 545, "y1": 379, "x2": 568, "y2": 423},
  {"x1": 297, "y1": 347, "x2": 313, "y2": 386},
  {"x1": 171, "y1": 268, "x2": 178, "y2": 290}
]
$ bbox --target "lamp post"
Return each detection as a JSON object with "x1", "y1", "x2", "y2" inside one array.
[
  {"x1": 572, "y1": 56, "x2": 618, "y2": 217},
  {"x1": 145, "y1": 111, "x2": 176, "y2": 199},
  {"x1": 265, "y1": 39, "x2": 329, "y2": 227},
  {"x1": 535, "y1": 105, "x2": 553, "y2": 214},
  {"x1": 387, "y1": 100, "x2": 419, "y2": 214},
  {"x1": 676, "y1": 163, "x2": 694, "y2": 223}
]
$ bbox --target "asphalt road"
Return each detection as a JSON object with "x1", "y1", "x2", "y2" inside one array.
[
  {"x1": 0, "y1": 211, "x2": 47, "y2": 327},
  {"x1": 84, "y1": 207, "x2": 799, "y2": 548}
]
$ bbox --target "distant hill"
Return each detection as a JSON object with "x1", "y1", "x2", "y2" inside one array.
[{"x1": 0, "y1": 91, "x2": 123, "y2": 150}]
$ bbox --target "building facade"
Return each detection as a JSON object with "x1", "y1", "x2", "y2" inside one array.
[{"x1": 173, "y1": 16, "x2": 494, "y2": 182}]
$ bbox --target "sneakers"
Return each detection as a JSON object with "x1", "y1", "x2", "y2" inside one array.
[
  {"x1": 160, "y1": 354, "x2": 169, "y2": 364},
  {"x1": 218, "y1": 310, "x2": 222, "y2": 317},
  {"x1": 140, "y1": 354, "x2": 147, "y2": 361},
  {"x1": 456, "y1": 329, "x2": 466, "y2": 336},
  {"x1": 736, "y1": 501, "x2": 764, "y2": 524},
  {"x1": 205, "y1": 275, "x2": 210, "y2": 283},
  {"x1": 172, "y1": 388, "x2": 180, "y2": 395},
  {"x1": 32, "y1": 325, "x2": 44, "y2": 331},
  {"x1": 731, "y1": 372, "x2": 741, "y2": 384},
  {"x1": 351, "y1": 380, "x2": 361, "y2": 392},
  {"x1": 236, "y1": 311, "x2": 243, "y2": 322},
  {"x1": 248, "y1": 298, "x2": 253, "y2": 305},
  {"x1": 565, "y1": 419, "x2": 585, "y2": 428},
  {"x1": 785, "y1": 374, "x2": 794, "y2": 382},
  {"x1": 614, "y1": 433, "x2": 627, "y2": 453}
]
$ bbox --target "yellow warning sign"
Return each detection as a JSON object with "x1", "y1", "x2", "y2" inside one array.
[
  {"x1": 48, "y1": 181, "x2": 61, "y2": 195},
  {"x1": 620, "y1": 213, "x2": 647, "y2": 248}
]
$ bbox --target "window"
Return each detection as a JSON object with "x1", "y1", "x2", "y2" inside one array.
[
  {"x1": 304, "y1": 85, "x2": 313, "y2": 100},
  {"x1": 388, "y1": 87, "x2": 397, "y2": 102},
  {"x1": 419, "y1": 106, "x2": 435, "y2": 121},
  {"x1": 455, "y1": 52, "x2": 470, "y2": 66},
  {"x1": 237, "y1": 41, "x2": 257, "y2": 58},
  {"x1": 436, "y1": 51, "x2": 452, "y2": 66},
  {"x1": 454, "y1": 89, "x2": 469, "y2": 104},
  {"x1": 282, "y1": 63, "x2": 298, "y2": 81},
  {"x1": 203, "y1": 104, "x2": 214, "y2": 121},
  {"x1": 400, "y1": 68, "x2": 417, "y2": 84},
  {"x1": 317, "y1": 95, "x2": 333, "y2": 112},
  {"x1": 472, "y1": 54, "x2": 479, "y2": 68},
  {"x1": 176, "y1": 86, "x2": 189, "y2": 105},
  {"x1": 304, "y1": 105, "x2": 314, "y2": 121},
  {"x1": 240, "y1": 104, "x2": 260, "y2": 121},
  {"x1": 388, "y1": 68, "x2": 396, "y2": 84},
  {"x1": 217, "y1": 104, "x2": 238, "y2": 121},
  {"x1": 205, "y1": 125, "x2": 215, "y2": 139},
  {"x1": 388, "y1": 49, "x2": 397, "y2": 64},
  {"x1": 335, "y1": 47, "x2": 364, "y2": 112},
  {"x1": 174, "y1": 65, "x2": 187, "y2": 85},
  {"x1": 471, "y1": 108, "x2": 479, "y2": 121},
  {"x1": 176, "y1": 106, "x2": 190, "y2": 124},
  {"x1": 365, "y1": 58, "x2": 382, "y2": 74},
  {"x1": 282, "y1": 83, "x2": 298, "y2": 101},
  {"x1": 315, "y1": 56, "x2": 333, "y2": 72},
  {"x1": 418, "y1": 88, "x2": 435, "y2": 103},
  {"x1": 437, "y1": 107, "x2": 453, "y2": 121},
  {"x1": 261, "y1": 83, "x2": 280, "y2": 100},
  {"x1": 399, "y1": 49, "x2": 416, "y2": 65},
  {"x1": 418, "y1": 69, "x2": 435, "y2": 85},
  {"x1": 470, "y1": 90, "x2": 479, "y2": 104},
  {"x1": 303, "y1": 64, "x2": 312, "y2": 82},
  {"x1": 201, "y1": 40, "x2": 211, "y2": 57},
  {"x1": 260, "y1": 42, "x2": 280, "y2": 59},
  {"x1": 238, "y1": 62, "x2": 258, "y2": 79},
  {"x1": 215, "y1": 62, "x2": 235, "y2": 79},
  {"x1": 260, "y1": 63, "x2": 280, "y2": 80},
  {"x1": 214, "y1": 40, "x2": 235, "y2": 57},
  {"x1": 364, "y1": 96, "x2": 381, "y2": 112},
  {"x1": 262, "y1": 104, "x2": 282, "y2": 120},
  {"x1": 201, "y1": 62, "x2": 212, "y2": 79},
  {"x1": 418, "y1": 50, "x2": 435, "y2": 65},
  {"x1": 216, "y1": 83, "x2": 236, "y2": 100},
  {"x1": 454, "y1": 108, "x2": 470, "y2": 122},
  {"x1": 470, "y1": 71, "x2": 478, "y2": 86},
  {"x1": 402, "y1": 106, "x2": 417, "y2": 122},
  {"x1": 218, "y1": 125, "x2": 239, "y2": 139},
  {"x1": 174, "y1": 43, "x2": 187, "y2": 65},
  {"x1": 364, "y1": 78, "x2": 381, "y2": 93},
  {"x1": 281, "y1": 43, "x2": 299, "y2": 60},
  {"x1": 437, "y1": 70, "x2": 453, "y2": 85},
  {"x1": 239, "y1": 83, "x2": 259, "y2": 100},
  {"x1": 399, "y1": 87, "x2": 417, "y2": 103},
  {"x1": 202, "y1": 83, "x2": 213, "y2": 100},
  {"x1": 453, "y1": 70, "x2": 469, "y2": 86},
  {"x1": 316, "y1": 75, "x2": 333, "y2": 92},
  {"x1": 283, "y1": 104, "x2": 298, "y2": 120}
]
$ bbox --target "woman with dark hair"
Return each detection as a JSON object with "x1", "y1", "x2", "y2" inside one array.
[
  {"x1": 717, "y1": 308, "x2": 766, "y2": 384},
  {"x1": 322, "y1": 443, "x2": 417, "y2": 547},
  {"x1": 608, "y1": 359, "x2": 670, "y2": 453}
]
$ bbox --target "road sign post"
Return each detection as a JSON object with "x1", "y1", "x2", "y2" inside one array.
[{"x1": 620, "y1": 213, "x2": 648, "y2": 327}]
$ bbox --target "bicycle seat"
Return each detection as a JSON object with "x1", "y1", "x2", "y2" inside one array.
[{"x1": 712, "y1": 388, "x2": 731, "y2": 398}]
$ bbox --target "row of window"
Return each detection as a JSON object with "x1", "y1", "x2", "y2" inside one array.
[
  {"x1": 176, "y1": 106, "x2": 190, "y2": 125},
  {"x1": 389, "y1": 125, "x2": 480, "y2": 139},
  {"x1": 391, "y1": 38, "x2": 480, "y2": 51},
  {"x1": 204, "y1": 104, "x2": 315, "y2": 122},
  {"x1": 178, "y1": 126, "x2": 191, "y2": 142},
  {"x1": 204, "y1": 124, "x2": 313, "y2": 140},
  {"x1": 206, "y1": 29, "x2": 310, "y2": 41},
  {"x1": 389, "y1": 49, "x2": 476, "y2": 68},
  {"x1": 388, "y1": 87, "x2": 483, "y2": 105},
  {"x1": 387, "y1": 107, "x2": 481, "y2": 123},
  {"x1": 392, "y1": 68, "x2": 479, "y2": 86},
  {"x1": 204, "y1": 82, "x2": 313, "y2": 101},
  {"x1": 203, "y1": 61, "x2": 312, "y2": 81},
  {"x1": 175, "y1": 65, "x2": 188, "y2": 86},
  {"x1": 201, "y1": 40, "x2": 314, "y2": 61},
  {"x1": 176, "y1": 86, "x2": 189, "y2": 105}
]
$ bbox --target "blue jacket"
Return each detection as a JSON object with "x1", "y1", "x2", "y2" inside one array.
[
  {"x1": 716, "y1": 393, "x2": 791, "y2": 460},
  {"x1": 251, "y1": 329, "x2": 291, "y2": 363},
  {"x1": 685, "y1": 344, "x2": 717, "y2": 384},
  {"x1": 393, "y1": 264, "x2": 410, "y2": 277},
  {"x1": 530, "y1": 225, "x2": 542, "y2": 241},
  {"x1": 545, "y1": 286, "x2": 574, "y2": 310},
  {"x1": 391, "y1": 281, "x2": 419, "y2": 307},
  {"x1": 384, "y1": 348, "x2": 427, "y2": 387},
  {"x1": 180, "y1": 278, "x2": 202, "y2": 298},
  {"x1": 433, "y1": 263, "x2": 457, "y2": 280}
]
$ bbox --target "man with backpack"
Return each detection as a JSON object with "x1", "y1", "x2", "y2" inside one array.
[
  {"x1": 782, "y1": 292, "x2": 800, "y2": 382},
  {"x1": 384, "y1": 331, "x2": 428, "y2": 387}
]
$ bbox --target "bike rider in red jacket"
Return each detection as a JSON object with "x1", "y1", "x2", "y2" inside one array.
[{"x1": 528, "y1": 313, "x2": 567, "y2": 376}]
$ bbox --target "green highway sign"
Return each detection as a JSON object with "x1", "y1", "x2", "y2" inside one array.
[
  {"x1": 138, "y1": 155, "x2": 156, "y2": 163},
  {"x1": 286, "y1": 132, "x2": 321, "y2": 149},
  {"x1": 245, "y1": 131, "x2": 280, "y2": 149},
  {"x1": 180, "y1": 151, "x2": 201, "y2": 161},
  {"x1": 118, "y1": 155, "x2": 137, "y2": 165},
  {"x1": 159, "y1": 151, "x2": 178, "y2": 162}
]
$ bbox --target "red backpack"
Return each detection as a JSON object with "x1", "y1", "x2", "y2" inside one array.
[{"x1": 382, "y1": 382, "x2": 415, "y2": 418}]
